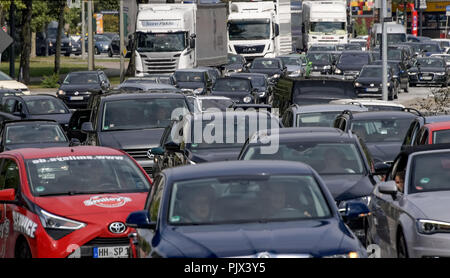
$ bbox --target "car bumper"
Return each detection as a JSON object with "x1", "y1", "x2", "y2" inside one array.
[
  {"x1": 58, "y1": 95, "x2": 91, "y2": 109},
  {"x1": 409, "y1": 75, "x2": 447, "y2": 85},
  {"x1": 409, "y1": 232, "x2": 450, "y2": 258}
]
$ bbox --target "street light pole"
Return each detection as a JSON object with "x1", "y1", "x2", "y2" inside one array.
[
  {"x1": 88, "y1": 0, "x2": 94, "y2": 70},
  {"x1": 120, "y1": 0, "x2": 125, "y2": 83},
  {"x1": 81, "y1": 0, "x2": 85, "y2": 58},
  {"x1": 9, "y1": 0, "x2": 15, "y2": 79},
  {"x1": 382, "y1": 0, "x2": 388, "y2": 101}
]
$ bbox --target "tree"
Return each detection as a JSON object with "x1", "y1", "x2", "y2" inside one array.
[
  {"x1": 54, "y1": 0, "x2": 66, "y2": 75},
  {"x1": 18, "y1": 0, "x2": 31, "y2": 84}
]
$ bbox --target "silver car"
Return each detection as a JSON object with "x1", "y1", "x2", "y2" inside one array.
[{"x1": 367, "y1": 147, "x2": 450, "y2": 258}]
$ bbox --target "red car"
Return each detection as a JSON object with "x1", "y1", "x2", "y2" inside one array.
[
  {"x1": 414, "y1": 121, "x2": 450, "y2": 145},
  {"x1": 0, "y1": 146, "x2": 152, "y2": 258}
]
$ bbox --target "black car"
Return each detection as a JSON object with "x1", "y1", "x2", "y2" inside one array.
[
  {"x1": 0, "y1": 94, "x2": 72, "y2": 131},
  {"x1": 336, "y1": 44, "x2": 362, "y2": 51},
  {"x1": 239, "y1": 127, "x2": 382, "y2": 242},
  {"x1": 305, "y1": 52, "x2": 334, "y2": 75},
  {"x1": 0, "y1": 120, "x2": 73, "y2": 152},
  {"x1": 248, "y1": 58, "x2": 286, "y2": 82},
  {"x1": 408, "y1": 57, "x2": 449, "y2": 87},
  {"x1": 36, "y1": 23, "x2": 72, "y2": 56},
  {"x1": 80, "y1": 92, "x2": 192, "y2": 175},
  {"x1": 57, "y1": 70, "x2": 111, "y2": 109},
  {"x1": 308, "y1": 44, "x2": 338, "y2": 52},
  {"x1": 174, "y1": 68, "x2": 213, "y2": 95},
  {"x1": 150, "y1": 110, "x2": 281, "y2": 176},
  {"x1": 211, "y1": 77, "x2": 258, "y2": 104},
  {"x1": 108, "y1": 34, "x2": 120, "y2": 57},
  {"x1": 402, "y1": 114, "x2": 450, "y2": 146},
  {"x1": 354, "y1": 65, "x2": 399, "y2": 100},
  {"x1": 334, "y1": 51, "x2": 372, "y2": 80},
  {"x1": 371, "y1": 60, "x2": 409, "y2": 93},
  {"x1": 70, "y1": 38, "x2": 82, "y2": 56},
  {"x1": 228, "y1": 73, "x2": 271, "y2": 103},
  {"x1": 389, "y1": 44, "x2": 416, "y2": 68},
  {"x1": 222, "y1": 53, "x2": 248, "y2": 76},
  {"x1": 334, "y1": 110, "x2": 419, "y2": 165},
  {"x1": 84, "y1": 34, "x2": 112, "y2": 55}
]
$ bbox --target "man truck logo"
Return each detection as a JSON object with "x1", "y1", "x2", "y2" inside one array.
[
  {"x1": 109, "y1": 222, "x2": 127, "y2": 234},
  {"x1": 84, "y1": 196, "x2": 132, "y2": 208},
  {"x1": 243, "y1": 47, "x2": 257, "y2": 53}
]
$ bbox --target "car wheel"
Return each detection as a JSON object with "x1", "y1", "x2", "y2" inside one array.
[
  {"x1": 108, "y1": 49, "x2": 113, "y2": 57},
  {"x1": 388, "y1": 89, "x2": 394, "y2": 100},
  {"x1": 404, "y1": 81, "x2": 409, "y2": 93},
  {"x1": 397, "y1": 232, "x2": 409, "y2": 258},
  {"x1": 15, "y1": 239, "x2": 32, "y2": 258},
  {"x1": 95, "y1": 47, "x2": 100, "y2": 55}
]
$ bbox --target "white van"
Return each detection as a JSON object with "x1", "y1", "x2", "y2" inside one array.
[{"x1": 369, "y1": 22, "x2": 406, "y2": 49}]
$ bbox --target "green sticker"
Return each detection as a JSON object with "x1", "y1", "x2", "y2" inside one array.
[
  {"x1": 36, "y1": 186, "x2": 45, "y2": 192},
  {"x1": 420, "y1": 178, "x2": 430, "y2": 184},
  {"x1": 171, "y1": 216, "x2": 180, "y2": 222},
  {"x1": 191, "y1": 143, "x2": 198, "y2": 148},
  {"x1": 104, "y1": 126, "x2": 109, "y2": 130}
]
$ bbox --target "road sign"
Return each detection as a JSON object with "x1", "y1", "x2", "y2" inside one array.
[
  {"x1": 419, "y1": 0, "x2": 427, "y2": 10},
  {"x1": 0, "y1": 28, "x2": 13, "y2": 53},
  {"x1": 447, "y1": 5, "x2": 450, "y2": 16}
]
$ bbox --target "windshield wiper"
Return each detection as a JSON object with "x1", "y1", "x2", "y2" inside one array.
[{"x1": 38, "y1": 190, "x2": 125, "y2": 197}]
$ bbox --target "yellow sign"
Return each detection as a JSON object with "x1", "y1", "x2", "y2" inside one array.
[{"x1": 392, "y1": 1, "x2": 450, "y2": 12}]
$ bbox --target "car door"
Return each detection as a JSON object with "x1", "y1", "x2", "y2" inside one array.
[{"x1": 67, "y1": 109, "x2": 91, "y2": 142}]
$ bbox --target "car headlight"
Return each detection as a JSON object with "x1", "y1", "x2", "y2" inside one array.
[
  {"x1": 272, "y1": 74, "x2": 280, "y2": 79},
  {"x1": 355, "y1": 82, "x2": 362, "y2": 87},
  {"x1": 387, "y1": 82, "x2": 391, "y2": 87},
  {"x1": 39, "y1": 209, "x2": 85, "y2": 230},
  {"x1": 323, "y1": 65, "x2": 331, "y2": 70},
  {"x1": 258, "y1": 91, "x2": 266, "y2": 97},
  {"x1": 435, "y1": 72, "x2": 445, "y2": 76},
  {"x1": 408, "y1": 72, "x2": 417, "y2": 75},
  {"x1": 187, "y1": 159, "x2": 196, "y2": 165},
  {"x1": 243, "y1": 96, "x2": 252, "y2": 103},
  {"x1": 289, "y1": 70, "x2": 302, "y2": 77},
  {"x1": 323, "y1": 252, "x2": 359, "y2": 258},
  {"x1": 57, "y1": 89, "x2": 65, "y2": 95},
  {"x1": 194, "y1": 88, "x2": 204, "y2": 94},
  {"x1": 49, "y1": 42, "x2": 53, "y2": 47},
  {"x1": 69, "y1": 41, "x2": 72, "y2": 47},
  {"x1": 417, "y1": 219, "x2": 450, "y2": 234},
  {"x1": 335, "y1": 68, "x2": 342, "y2": 74}
]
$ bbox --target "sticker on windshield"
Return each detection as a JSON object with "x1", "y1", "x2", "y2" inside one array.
[
  {"x1": 31, "y1": 156, "x2": 124, "y2": 164},
  {"x1": 83, "y1": 195, "x2": 132, "y2": 208},
  {"x1": 171, "y1": 216, "x2": 180, "y2": 222},
  {"x1": 36, "y1": 186, "x2": 46, "y2": 193},
  {"x1": 420, "y1": 177, "x2": 430, "y2": 184}
]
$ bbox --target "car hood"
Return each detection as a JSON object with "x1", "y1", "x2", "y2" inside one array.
[
  {"x1": 356, "y1": 77, "x2": 383, "y2": 84},
  {"x1": 321, "y1": 174, "x2": 374, "y2": 201},
  {"x1": 406, "y1": 191, "x2": 450, "y2": 222},
  {"x1": 248, "y1": 68, "x2": 281, "y2": 76},
  {"x1": 177, "y1": 82, "x2": 205, "y2": 90},
  {"x1": 310, "y1": 62, "x2": 330, "y2": 67},
  {"x1": 98, "y1": 129, "x2": 165, "y2": 149},
  {"x1": 366, "y1": 142, "x2": 402, "y2": 163},
  {"x1": 286, "y1": 65, "x2": 302, "y2": 72},
  {"x1": 28, "y1": 114, "x2": 72, "y2": 125},
  {"x1": 336, "y1": 64, "x2": 365, "y2": 71},
  {"x1": 164, "y1": 219, "x2": 348, "y2": 257},
  {"x1": 189, "y1": 148, "x2": 242, "y2": 163},
  {"x1": 33, "y1": 193, "x2": 147, "y2": 219},
  {"x1": 410, "y1": 67, "x2": 446, "y2": 73},
  {"x1": 5, "y1": 142, "x2": 69, "y2": 151},
  {"x1": 59, "y1": 84, "x2": 102, "y2": 92},
  {"x1": 224, "y1": 64, "x2": 244, "y2": 71},
  {"x1": 0, "y1": 80, "x2": 28, "y2": 90}
]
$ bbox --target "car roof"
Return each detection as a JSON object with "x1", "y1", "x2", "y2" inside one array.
[
  {"x1": 119, "y1": 83, "x2": 176, "y2": 89},
  {"x1": 163, "y1": 160, "x2": 316, "y2": 181},
  {"x1": 230, "y1": 73, "x2": 268, "y2": 78},
  {"x1": 346, "y1": 111, "x2": 418, "y2": 120},
  {"x1": 66, "y1": 71, "x2": 101, "y2": 75},
  {"x1": 249, "y1": 129, "x2": 356, "y2": 145},
  {"x1": 251, "y1": 127, "x2": 343, "y2": 139},
  {"x1": 216, "y1": 76, "x2": 252, "y2": 82},
  {"x1": 99, "y1": 92, "x2": 186, "y2": 100},
  {"x1": 174, "y1": 68, "x2": 208, "y2": 73},
  {"x1": 399, "y1": 143, "x2": 450, "y2": 157},
  {"x1": 340, "y1": 50, "x2": 369, "y2": 54},
  {"x1": 292, "y1": 104, "x2": 367, "y2": 113},
  {"x1": 3, "y1": 119, "x2": 59, "y2": 126},
  {"x1": 424, "y1": 121, "x2": 450, "y2": 131},
  {"x1": 329, "y1": 99, "x2": 405, "y2": 108},
  {"x1": 2, "y1": 146, "x2": 125, "y2": 160},
  {"x1": 16, "y1": 94, "x2": 58, "y2": 100}
]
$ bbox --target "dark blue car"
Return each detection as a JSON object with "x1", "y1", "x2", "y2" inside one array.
[{"x1": 126, "y1": 160, "x2": 368, "y2": 258}]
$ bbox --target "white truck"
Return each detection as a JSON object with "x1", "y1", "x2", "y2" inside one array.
[
  {"x1": 227, "y1": 0, "x2": 292, "y2": 60},
  {"x1": 134, "y1": 2, "x2": 228, "y2": 76},
  {"x1": 302, "y1": 0, "x2": 349, "y2": 50}
]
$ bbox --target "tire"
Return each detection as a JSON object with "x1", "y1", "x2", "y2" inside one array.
[
  {"x1": 15, "y1": 239, "x2": 32, "y2": 258},
  {"x1": 108, "y1": 49, "x2": 113, "y2": 57},
  {"x1": 95, "y1": 47, "x2": 100, "y2": 55},
  {"x1": 388, "y1": 89, "x2": 394, "y2": 101},
  {"x1": 397, "y1": 232, "x2": 409, "y2": 258}
]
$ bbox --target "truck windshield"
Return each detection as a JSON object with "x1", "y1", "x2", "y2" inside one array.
[
  {"x1": 228, "y1": 20, "x2": 270, "y2": 40},
  {"x1": 137, "y1": 32, "x2": 186, "y2": 52},
  {"x1": 376, "y1": 33, "x2": 406, "y2": 45},
  {"x1": 310, "y1": 22, "x2": 345, "y2": 34}
]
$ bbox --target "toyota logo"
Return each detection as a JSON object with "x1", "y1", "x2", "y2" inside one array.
[{"x1": 109, "y1": 222, "x2": 126, "y2": 234}]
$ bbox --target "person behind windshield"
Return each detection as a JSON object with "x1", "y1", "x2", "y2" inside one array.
[
  {"x1": 181, "y1": 185, "x2": 215, "y2": 223},
  {"x1": 322, "y1": 148, "x2": 348, "y2": 174},
  {"x1": 260, "y1": 183, "x2": 312, "y2": 218}
]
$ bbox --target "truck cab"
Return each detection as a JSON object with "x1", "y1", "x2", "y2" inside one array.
[{"x1": 368, "y1": 22, "x2": 407, "y2": 50}]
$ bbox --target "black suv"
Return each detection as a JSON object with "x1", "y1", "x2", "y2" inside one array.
[{"x1": 57, "y1": 70, "x2": 111, "y2": 109}]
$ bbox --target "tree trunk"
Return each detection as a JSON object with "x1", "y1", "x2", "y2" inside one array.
[
  {"x1": 125, "y1": 0, "x2": 139, "y2": 77},
  {"x1": 54, "y1": 0, "x2": 65, "y2": 75},
  {"x1": 31, "y1": 32, "x2": 36, "y2": 58},
  {"x1": 19, "y1": 0, "x2": 32, "y2": 84}
]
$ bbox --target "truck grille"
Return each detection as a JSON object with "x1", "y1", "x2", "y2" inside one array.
[
  {"x1": 123, "y1": 149, "x2": 148, "y2": 160},
  {"x1": 143, "y1": 57, "x2": 177, "y2": 74},
  {"x1": 234, "y1": 45, "x2": 265, "y2": 54}
]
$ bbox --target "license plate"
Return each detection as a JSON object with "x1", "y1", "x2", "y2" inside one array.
[
  {"x1": 366, "y1": 88, "x2": 379, "y2": 92},
  {"x1": 421, "y1": 76, "x2": 432, "y2": 81},
  {"x1": 93, "y1": 246, "x2": 129, "y2": 258},
  {"x1": 70, "y1": 96, "x2": 84, "y2": 100}
]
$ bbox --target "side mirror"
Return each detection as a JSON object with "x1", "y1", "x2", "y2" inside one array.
[
  {"x1": 274, "y1": 23, "x2": 280, "y2": 37},
  {"x1": 164, "y1": 141, "x2": 180, "y2": 152},
  {"x1": 344, "y1": 201, "x2": 370, "y2": 221},
  {"x1": 378, "y1": 181, "x2": 398, "y2": 197},
  {"x1": 81, "y1": 122, "x2": 95, "y2": 134},
  {"x1": 149, "y1": 147, "x2": 164, "y2": 156},
  {"x1": 0, "y1": 188, "x2": 16, "y2": 202},
  {"x1": 69, "y1": 138, "x2": 81, "y2": 146},
  {"x1": 100, "y1": 80, "x2": 107, "y2": 90},
  {"x1": 126, "y1": 210, "x2": 156, "y2": 230}
]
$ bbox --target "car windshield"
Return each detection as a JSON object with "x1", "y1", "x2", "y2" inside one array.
[
  {"x1": 137, "y1": 32, "x2": 187, "y2": 52},
  {"x1": 416, "y1": 58, "x2": 444, "y2": 67},
  {"x1": 95, "y1": 35, "x2": 111, "y2": 42},
  {"x1": 310, "y1": 22, "x2": 345, "y2": 34},
  {"x1": 200, "y1": 99, "x2": 234, "y2": 111},
  {"x1": 174, "y1": 71, "x2": 204, "y2": 82},
  {"x1": 345, "y1": 44, "x2": 362, "y2": 50},
  {"x1": 102, "y1": 98, "x2": 189, "y2": 131},
  {"x1": 247, "y1": 76, "x2": 266, "y2": 87},
  {"x1": 306, "y1": 53, "x2": 330, "y2": 63},
  {"x1": 387, "y1": 50, "x2": 402, "y2": 60},
  {"x1": 26, "y1": 155, "x2": 150, "y2": 197},
  {"x1": 376, "y1": 33, "x2": 407, "y2": 45},
  {"x1": 228, "y1": 55, "x2": 245, "y2": 64},
  {"x1": 434, "y1": 55, "x2": 450, "y2": 63},
  {"x1": 5, "y1": 124, "x2": 67, "y2": 144},
  {"x1": 0, "y1": 71, "x2": 13, "y2": 81},
  {"x1": 25, "y1": 99, "x2": 68, "y2": 115},
  {"x1": 338, "y1": 53, "x2": 369, "y2": 65},
  {"x1": 350, "y1": 118, "x2": 414, "y2": 143},
  {"x1": 228, "y1": 20, "x2": 270, "y2": 40},
  {"x1": 63, "y1": 73, "x2": 99, "y2": 84},
  {"x1": 244, "y1": 142, "x2": 364, "y2": 175},
  {"x1": 168, "y1": 175, "x2": 332, "y2": 225},
  {"x1": 296, "y1": 112, "x2": 342, "y2": 127},
  {"x1": 47, "y1": 29, "x2": 68, "y2": 39},
  {"x1": 251, "y1": 59, "x2": 280, "y2": 69},
  {"x1": 433, "y1": 130, "x2": 450, "y2": 144},
  {"x1": 213, "y1": 79, "x2": 251, "y2": 92},
  {"x1": 422, "y1": 43, "x2": 441, "y2": 52},
  {"x1": 309, "y1": 45, "x2": 335, "y2": 52},
  {"x1": 279, "y1": 57, "x2": 302, "y2": 66},
  {"x1": 410, "y1": 152, "x2": 450, "y2": 194},
  {"x1": 359, "y1": 67, "x2": 382, "y2": 78}
]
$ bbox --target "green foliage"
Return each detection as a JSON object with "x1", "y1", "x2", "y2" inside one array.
[
  {"x1": 65, "y1": 6, "x2": 81, "y2": 34},
  {"x1": 40, "y1": 73, "x2": 59, "y2": 88},
  {"x1": 354, "y1": 19, "x2": 368, "y2": 36},
  {"x1": 95, "y1": 0, "x2": 119, "y2": 13},
  {"x1": 103, "y1": 14, "x2": 118, "y2": 33}
]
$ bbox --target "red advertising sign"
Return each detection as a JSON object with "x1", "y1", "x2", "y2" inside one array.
[{"x1": 412, "y1": 10, "x2": 418, "y2": 36}]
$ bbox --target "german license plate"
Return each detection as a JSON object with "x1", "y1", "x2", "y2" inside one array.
[
  {"x1": 70, "y1": 96, "x2": 84, "y2": 100},
  {"x1": 366, "y1": 88, "x2": 379, "y2": 92},
  {"x1": 93, "y1": 246, "x2": 129, "y2": 258},
  {"x1": 421, "y1": 76, "x2": 432, "y2": 81}
]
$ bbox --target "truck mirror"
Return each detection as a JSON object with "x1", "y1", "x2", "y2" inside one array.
[
  {"x1": 190, "y1": 37, "x2": 196, "y2": 49},
  {"x1": 274, "y1": 24, "x2": 280, "y2": 37}
]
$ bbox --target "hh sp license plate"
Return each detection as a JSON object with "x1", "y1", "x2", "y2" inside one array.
[
  {"x1": 70, "y1": 96, "x2": 84, "y2": 100},
  {"x1": 93, "y1": 246, "x2": 129, "y2": 258},
  {"x1": 421, "y1": 76, "x2": 432, "y2": 81},
  {"x1": 366, "y1": 88, "x2": 379, "y2": 92}
]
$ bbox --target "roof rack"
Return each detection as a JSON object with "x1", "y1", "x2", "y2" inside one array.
[
  {"x1": 403, "y1": 107, "x2": 423, "y2": 117},
  {"x1": 342, "y1": 109, "x2": 354, "y2": 119}
]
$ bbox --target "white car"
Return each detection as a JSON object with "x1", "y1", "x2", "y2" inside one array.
[
  {"x1": 329, "y1": 99, "x2": 405, "y2": 111},
  {"x1": 185, "y1": 95, "x2": 235, "y2": 113},
  {"x1": 0, "y1": 70, "x2": 30, "y2": 95},
  {"x1": 432, "y1": 38, "x2": 450, "y2": 53},
  {"x1": 430, "y1": 53, "x2": 450, "y2": 67}
]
